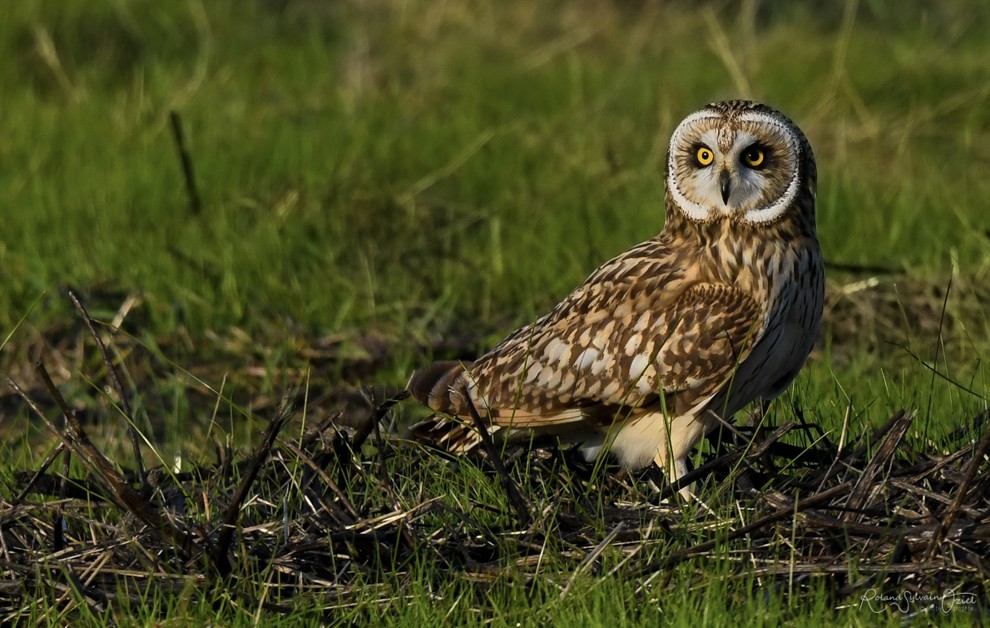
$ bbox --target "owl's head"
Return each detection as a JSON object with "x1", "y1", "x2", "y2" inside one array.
[{"x1": 665, "y1": 100, "x2": 815, "y2": 225}]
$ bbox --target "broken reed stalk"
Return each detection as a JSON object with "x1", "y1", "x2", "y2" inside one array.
[
  {"x1": 7, "y1": 367, "x2": 193, "y2": 559},
  {"x1": 277, "y1": 436, "x2": 360, "y2": 523},
  {"x1": 655, "y1": 481, "x2": 854, "y2": 572},
  {"x1": 559, "y1": 521, "x2": 626, "y2": 601},
  {"x1": 350, "y1": 390, "x2": 410, "y2": 452},
  {"x1": 845, "y1": 409, "x2": 907, "y2": 464},
  {"x1": 812, "y1": 409, "x2": 908, "y2": 489},
  {"x1": 369, "y1": 413, "x2": 421, "y2": 551},
  {"x1": 54, "y1": 442, "x2": 68, "y2": 552},
  {"x1": 67, "y1": 289, "x2": 148, "y2": 494},
  {"x1": 210, "y1": 396, "x2": 293, "y2": 576},
  {"x1": 659, "y1": 420, "x2": 798, "y2": 502},
  {"x1": 343, "y1": 389, "x2": 422, "y2": 547},
  {"x1": 168, "y1": 110, "x2": 202, "y2": 215},
  {"x1": 4, "y1": 393, "x2": 987, "y2": 619},
  {"x1": 14, "y1": 442, "x2": 65, "y2": 503},
  {"x1": 925, "y1": 411, "x2": 990, "y2": 559},
  {"x1": 463, "y1": 393, "x2": 531, "y2": 524},
  {"x1": 843, "y1": 411, "x2": 914, "y2": 523}
]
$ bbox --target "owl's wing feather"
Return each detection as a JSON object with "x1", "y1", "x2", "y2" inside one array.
[
  {"x1": 464, "y1": 279, "x2": 763, "y2": 428},
  {"x1": 407, "y1": 238, "x2": 765, "y2": 454}
]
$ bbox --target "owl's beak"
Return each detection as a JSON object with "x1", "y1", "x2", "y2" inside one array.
[{"x1": 719, "y1": 170, "x2": 732, "y2": 205}]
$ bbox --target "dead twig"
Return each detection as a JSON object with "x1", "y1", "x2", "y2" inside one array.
[
  {"x1": 7, "y1": 369, "x2": 193, "y2": 559},
  {"x1": 350, "y1": 390, "x2": 409, "y2": 452},
  {"x1": 168, "y1": 110, "x2": 202, "y2": 215},
  {"x1": 210, "y1": 395, "x2": 292, "y2": 576},
  {"x1": 463, "y1": 393, "x2": 531, "y2": 525},
  {"x1": 559, "y1": 521, "x2": 625, "y2": 600},
  {"x1": 925, "y1": 411, "x2": 990, "y2": 559},
  {"x1": 655, "y1": 482, "x2": 853, "y2": 573},
  {"x1": 68, "y1": 289, "x2": 148, "y2": 494},
  {"x1": 843, "y1": 411, "x2": 914, "y2": 522}
]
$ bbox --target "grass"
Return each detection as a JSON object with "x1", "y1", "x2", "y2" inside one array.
[{"x1": 2, "y1": 0, "x2": 990, "y2": 624}]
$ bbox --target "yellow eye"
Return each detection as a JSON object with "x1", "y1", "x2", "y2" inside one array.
[
  {"x1": 743, "y1": 147, "x2": 765, "y2": 168},
  {"x1": 695, "y1": 147, "x2": 714, "y2": 166}
]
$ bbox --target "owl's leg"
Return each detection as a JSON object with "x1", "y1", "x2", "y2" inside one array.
[
  {"x1": 652, "y1": 452, "x2": 694, "y2": 500},
  {"x1": 671, "y1": 456, "x2": 694, "y2": 501},
  {"x1": 654, "y1": 414, "x2": 709, "y2": 501}
]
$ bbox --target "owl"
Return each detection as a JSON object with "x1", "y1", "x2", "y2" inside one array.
[{"x1": 407, "y1": 100, "x2": 823, "y2": 497}]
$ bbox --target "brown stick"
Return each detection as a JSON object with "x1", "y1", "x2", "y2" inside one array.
[
  {"x1": 276, "y1": 437, "x2": 359, "y2": 523},
  {"x1": 843, "y1": 411, "x2": 914, "y2": 523},
  {"x1": 463, "y1": 394, "x2": 531, "y2": 524},
  {"x1": 653, "y1": 482, "x2": 853, "y2": 572},
  {"x1": 659, "y1": 421, "x2": 798, "y2": 501},
  {"x1": 210, "y1": 397, "x2": 292, "y2": 576},
  {"x1": 54, "y1": 443, "x2": 69, "y2": 552},
  {"x1": 925, "y1": 411, "x2": 990, "y2": 559},
  {"x1": 68, "y1": 289, "x2": 147, "y2": 493},
  {"x1": 168, "y1": 110, "x2": 202, "y2": 214},
  {"x1": 7, "y1": 369, "x2": 192, "y2": 559},
  {"x1": 14, "y1": 442, "x2": 65, "y2": 503},
  {"x1": 369, "y1": 411, "x2": 419, "y2": 551},
  {"x1": 350, "y1": 390, "x2": 409, "y2": 452}
]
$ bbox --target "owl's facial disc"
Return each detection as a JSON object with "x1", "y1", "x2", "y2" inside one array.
[{"x1": 667, "y1": 109, "x2": 802, "y2": 224}]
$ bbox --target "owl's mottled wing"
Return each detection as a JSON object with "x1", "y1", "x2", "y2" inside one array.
[
  {"x1": 462, "y1": 280, "x2": 763, "y2": 429},
  {"x1": 411, "y1": 242, "x2": 766, "y2": 441}
]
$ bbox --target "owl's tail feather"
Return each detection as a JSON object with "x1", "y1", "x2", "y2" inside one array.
[
  {"x1": 406, "y1": 360, "x2": 473, "y2": 414},
  {"x1": 406, "y1": 360, "x2": 488, "y2": 453},
  {"x1": 407, "y1": 414, "x2": 485, "y2": 454}
]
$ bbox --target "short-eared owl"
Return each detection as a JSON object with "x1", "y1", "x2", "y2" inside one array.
[{"x1": 408, "y1": 100, "x2": 823, "y2": 496}]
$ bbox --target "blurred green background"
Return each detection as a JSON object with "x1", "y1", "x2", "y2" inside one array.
[{"x1": 1, "y1": 0, "x2": 989, "y2": 433}]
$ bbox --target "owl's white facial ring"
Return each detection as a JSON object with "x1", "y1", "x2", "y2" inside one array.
[{"x1": 667, "y1": 110, "x2": 801, "y2": 224}]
